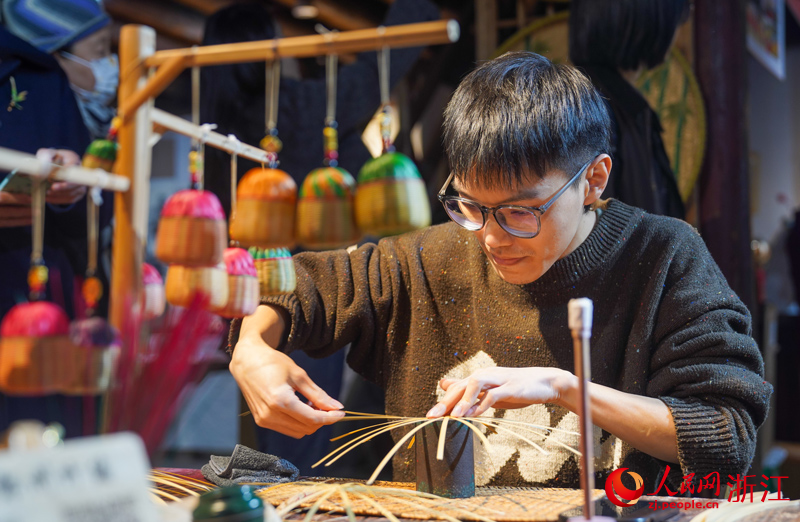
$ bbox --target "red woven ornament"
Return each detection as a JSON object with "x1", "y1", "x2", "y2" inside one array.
[
  {"x1": 0, "y1": 301, "x2": 71, "y2": 395},
  {"x1": 142, "y1": 263, "x2": 166, "y2": 320},
  {"x1": 155, "y1": 189, "x2": 227, "y2": 266},
  {"x1": 213, "y1": 248, "x2": 260, "y2": 319}
]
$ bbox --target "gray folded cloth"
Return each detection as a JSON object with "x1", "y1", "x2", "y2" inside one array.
[{"x1": 201, "y1": 444, "x2": 300, "y2": 488}]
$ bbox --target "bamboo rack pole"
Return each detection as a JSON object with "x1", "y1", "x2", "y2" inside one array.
[
  {"x1": 119, "y1": 20, "x2": 459, "y2": 119},
  {"x1": 110, "y1": 24, "x2": 155, "y2": 331},
  {"x1": 0, "y1": 147, "x2": 130, "y2": 192},
  {"x1": 150, "y1": 108, "x2": 272, "y2": 164}
]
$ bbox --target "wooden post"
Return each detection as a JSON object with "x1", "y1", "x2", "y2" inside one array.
[
  {"x1": 475, "y1": 0, "x2": 498, "y2": 61},
  {"x1": 110, "y1": 25, "x2": 155, "y2": 331},
  {"x1": 694, "y1": 0, "x2": 755, "y2": 311}
]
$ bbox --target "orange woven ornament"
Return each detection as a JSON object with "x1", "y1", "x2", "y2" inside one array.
[
  {"x1": 229, "y1": 167, "x2": 297, "y2": 249},
  {"x1": 165, "y1": 263, "x2": 229, "y2": 310}
]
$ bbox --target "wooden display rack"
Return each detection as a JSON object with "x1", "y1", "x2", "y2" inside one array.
[{"x1": 110, "y1": 19, "x2": 460, "y2": 331}]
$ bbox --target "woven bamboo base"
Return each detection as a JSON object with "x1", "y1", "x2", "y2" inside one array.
[
  {"x1": 62, "y1": 344, "x2": 120, "y2": 395},
  {"x1": 355, "y1": 178, "x2": 431, "y2": 237},
  {"x1": 256, "y1": 479, "x2": 605, "y2": 522},
  {"x1": 229, "y1": 200, "x2": 295, "y2": 249},
  {"x1": 214, "y1": 274, "x2": 260, "y2": 318},
  {"x1": 255, "y1": 257, "x2": 296, "y2": 295},
  {"x1": 165, "y1": 265, "x2": 229, "y2": 310},
  {"x1": 0, "y1": 336, "x2": 119, "y2": 395},
  {"x1": 156, "y1": 217, "x2": 226, "y2": 266},
  {"x1": 296, "y1": 199, "x2": 359, "y2": 250}
]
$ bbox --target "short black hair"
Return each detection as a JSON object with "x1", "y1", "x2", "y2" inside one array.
[
  {"x1": 442, "y1": 51, "x2": 610, "y2": 191},
  {"x1": 569, "y1": 0, "x2": 691, "y2": 71}
]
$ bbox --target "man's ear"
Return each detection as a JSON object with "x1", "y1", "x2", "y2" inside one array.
[{"x1": 583, "y1": 154, "x2": 611, "y2": 206}]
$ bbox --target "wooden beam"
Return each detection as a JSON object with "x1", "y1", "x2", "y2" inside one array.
[
  {"x1": 105, "y1": 0, "x2": 205, "y2": 44},
  {"x1": 145, "y1": 19, "x2": 459, "y2": 67},
  {"x1": 169, "y1": 0, "x2": 236, "y2": 16},
  {"x1": 270, "y1": 0, "x2": 379, "y2": 31}
]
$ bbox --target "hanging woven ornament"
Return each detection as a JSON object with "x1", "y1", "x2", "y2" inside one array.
[
  {"x1": 296, "y1": 52, "x2": 359, "y2": 250},
  {"x1": 0, "y1": 167, "x2": 71, "y2": 395},
  {"x1": 82, "y1": 116, "x2": 120, "y2": 172},
  {"x1": 229, "y1": 61, "x2": 297, "y2": 248},
  {"x1": 249, "y1": 247, "x2": 296, "y2": 295},
  {"x1": 66, "y1": 181, "x2": 120, "y2": 395},
  {"x1": 66, "y1": 316, "x2": 120, "y2": 395},
  {"x1": 213, "y1": 247, "x2": 260, "y2": 318},
  {"x1": 165, "y1": 262, "x2": 229, "y2": 310},
  {"x1": 155, "y1": 64, "x2": 227, "y2": 266},
  {"x1": 355, "y1": 47, "x2": 430, "y2": 237},
  {"x1": 142, "y1": 263, "x2": 166, "y2": 320}
]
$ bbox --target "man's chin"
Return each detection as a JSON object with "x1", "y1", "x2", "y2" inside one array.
[{"x1": 490, "y1": 262, "x2": 540, "y2": 285}]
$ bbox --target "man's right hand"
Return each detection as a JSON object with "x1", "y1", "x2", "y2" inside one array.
[
  {"x1": 0, "y1": 192, "x2": 32, "y2": 227},
  {"x1": 229, "y1": 306, "x2": 344, "y2": 438}
]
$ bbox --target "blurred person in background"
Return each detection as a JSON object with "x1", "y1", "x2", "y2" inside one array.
[
  {"x1": 0, "y1": 0, "x2": 116, "y2": 435},
  {"x1": 569, "y1": 0, "x2": 689, "y2": 219}
]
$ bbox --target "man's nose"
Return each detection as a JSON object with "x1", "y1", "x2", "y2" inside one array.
[{"x1": 481, "y1": 213, "x2": 513, "y2": 247}]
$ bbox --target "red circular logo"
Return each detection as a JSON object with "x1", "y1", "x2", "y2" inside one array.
[{"x1": 605, "y1": 468, "x2": 645, "y2": 507}]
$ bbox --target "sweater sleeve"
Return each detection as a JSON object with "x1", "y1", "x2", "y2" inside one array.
[
  {"x1": 646, "y1": 224, "x2": 771, "y2": 481},
  {"x1": 228, "y1": 233, "x2": 416, "y2": 384}
]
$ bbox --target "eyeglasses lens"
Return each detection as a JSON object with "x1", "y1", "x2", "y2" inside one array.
[
  {"x1": 443, "y1": 199, "x2": 540, "y2": 237},
  {"x1": 495, "y1": 208, "x2": 539, "y2": 237},
  {"x1": 443, "y1": 199, "x2": 483, "y2": 230}
]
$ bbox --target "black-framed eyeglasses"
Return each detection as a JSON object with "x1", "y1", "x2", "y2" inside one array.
[{"x1": 437, "y1": 158, "x2": 594, "y2": 239}]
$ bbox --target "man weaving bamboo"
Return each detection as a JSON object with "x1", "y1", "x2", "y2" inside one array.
[{"x1": 228, "y1": 51, "x2": 771, "y2": 492}]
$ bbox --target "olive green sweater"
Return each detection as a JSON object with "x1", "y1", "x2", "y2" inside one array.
[{"x1": 231, "y1": 200, "x2": 771, "y2": 491}]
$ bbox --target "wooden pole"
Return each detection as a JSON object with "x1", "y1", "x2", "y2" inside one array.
[
  {"x1": 694, "y1": 0, "x2": 754, "y2": 311},
  {"x1": 146, "y1": 20, "x2": 458, "y2": 67},
  {"x1": 110, "y1": 25, "x2": 155, "y2": 331},
  {"x1": 117, "y1": 20, "x2": 458, "y2": 118}
]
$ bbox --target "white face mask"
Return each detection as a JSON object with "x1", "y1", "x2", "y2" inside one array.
[{"x1": 61, "y1": 52, "x2": 119, "y2": 139}]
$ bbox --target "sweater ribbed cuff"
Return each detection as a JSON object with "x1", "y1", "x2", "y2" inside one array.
[
  {"x1": 226, "y1": 293, "x2": 299, "y2": 355},
  {"x1": 660, "y1": 396, "x2": 743, "y2": 479}
]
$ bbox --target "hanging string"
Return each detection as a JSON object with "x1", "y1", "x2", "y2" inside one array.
[
  {"x1": 325, "y1": 53, "x2": 339, "y2": 126},
  {"x1": 265, "y1": 59, "x2": 281, "y2": 133},
  {"x1": 323, "y1": 52, "x2": 339, "y2": 167},
  {"x1": 191, "y1": 48, "x2": 200, "y2": 148},
  {"x1": 228, "y1": 134, "x2": 240, "y2": 224},
  {"x1": 83, "y1": 188, "x2": 103, "y2": 315},
  {"x1": 260, "y1": 52, "x2": 283, "y2": 169},
  {"x1": 196, "y1": 123, "x2": 216, "y2": 191},
  {"x1": 378, "y1": 43, "x2": 390, "y2": 107},
  {"x1": 189, "y1": 53, "x2": 203, "y2": 188},
  {"x1": 377, "y1": 44, "x2": 394, "y2": 153},
  {"x1": 27, "y1": 163, "x2": 48, "y2": 301}
]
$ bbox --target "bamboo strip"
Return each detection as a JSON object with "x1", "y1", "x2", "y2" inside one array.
[
  {"x1": 150, "y1": 109, "x2": 271, "y2": 164},
  {"x1": 0, "y1": 147, "x2": 130, "y2": 192}
]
